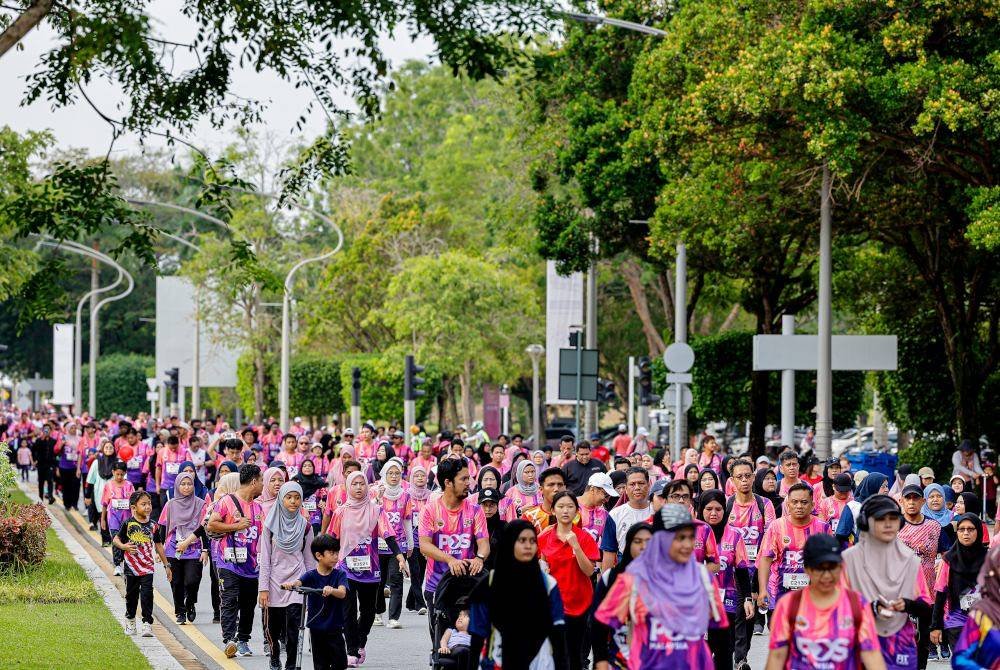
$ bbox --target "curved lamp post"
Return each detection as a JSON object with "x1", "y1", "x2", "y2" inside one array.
[{"x1": 525, "y1": 344, "x2": 545, "y2": 448}]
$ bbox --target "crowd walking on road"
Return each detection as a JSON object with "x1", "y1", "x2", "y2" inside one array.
[{"x1": 6, "y1": 408, "x2": 1000, "y2": 669}]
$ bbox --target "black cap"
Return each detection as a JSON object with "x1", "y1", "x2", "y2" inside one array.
[
  {"x1": 833, "y1": 472, "x2": 854, "y2": 492},
  {"x1": 901, "y1": 484, "x2": 924, "y2": 498},
  {"x1": 608, "y1": 470, "x2": 627, "y2": 490},
  {"x1": 479, "y1": 488, "x2": 500, "y2": 504},
  {"x1": 863, "y1": 494, "x2": 902, "y2": 520},
  {"x1": 803, "y1": 533, "x2": 843, "y2": 568}
]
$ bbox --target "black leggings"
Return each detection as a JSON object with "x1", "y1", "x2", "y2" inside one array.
[
  {"x1": 564, "y1": 614, "x2": 590, "y2": 670},
  {"x1": 59, "y1": 468, "x2": 80, "y2": 510},
  {"x1": 406, "y1": 552, "x2": 426, "y2": 611},
  {"x1": 376, "y1": 553, "x2": 403, "y2": 621},
  {"x1": 708, "y1": 625, "x2": 734, "y2": 670},
  {"x1": 266, "y1": 604, "x2": 302, "y2": 669},
  {"x1": 168, "y1": 557, "x2": 203, "y2": 616},
  {"x1": 344, "y1": 580, "x2": 379, "y2": 655}
]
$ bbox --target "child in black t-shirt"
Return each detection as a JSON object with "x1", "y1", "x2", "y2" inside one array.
[
  {"x1": 283, "y1": 534, "x2": 349, "y2": 670},
  {"x1": 112, "y1": 490, "x2": 170, "y2": 637}
]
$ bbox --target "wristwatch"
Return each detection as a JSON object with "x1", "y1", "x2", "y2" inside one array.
[{"x1": 475, "y1": 554, "x2": 486, "y2": 562}]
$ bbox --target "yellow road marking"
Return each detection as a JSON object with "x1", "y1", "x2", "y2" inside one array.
[{"x1": 68, "y1": 508, "x2": 242, "y2": 670}]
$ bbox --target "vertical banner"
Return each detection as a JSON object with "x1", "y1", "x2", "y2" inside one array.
[
  {"x1": 51, "y1": 323, "x2": 74, "y2": 406},
  {"x1": 545, "y1": 261, "x2": 583, "y2": 406},
  {"x1": 482, "y1": 384, "x2": 500, "y2": 438}
]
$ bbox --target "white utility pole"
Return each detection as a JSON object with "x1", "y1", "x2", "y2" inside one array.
[{"x1": 815, "y1": 164, "x2": 833, "y2": 459}]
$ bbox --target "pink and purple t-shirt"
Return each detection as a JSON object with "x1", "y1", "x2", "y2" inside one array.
[
  {"x1": 330, "y1": 506, "x2": 393, "y2": 583},
  {"x1": 418, "y1": 498, "x2": 488, "y2": 593},
  {"x1": 770, "y1": 586, "x2": 880, "y2": 670},
  {"x1": 580, "y1": 503, "x2": 609, "y2": 544},
  {"x1": 213, "y1": 494, "x2": 262, "y2": 578},
  {"x1": 101, "y1": 479, "x2": 135, "y2": 530},
  {"x1": 759, "y1": 516, "x2": 831, "y2": 605}
]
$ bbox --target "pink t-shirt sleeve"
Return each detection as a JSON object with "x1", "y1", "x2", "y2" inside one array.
[
  {"x1": 934, "y1": 561, "x2": 950, "y2": 593},
  {"x1": 101, "y1": 486, "x2": 114, "y2": 508},
  {"x1": 595, "y1": 573, "x2": 631, "y2": 629},
  {"x1": 418, "y1": 501, "x2": 435, "y2": 539},
  {"x1": 914, "y1": 569, "x2": 933, "y2": 603},
  {"x1": 472, "y1": 505, "x2": 488, "y2": 540},
  {"x1": 857, "y1": 598, "x2": 879, "y2": 650},
  {"x1": 769, "y1": 591, "x2": 793, "y2": 649},
  {"x1": 703, "y1": 527, "x2": 720, "y2": 564}
]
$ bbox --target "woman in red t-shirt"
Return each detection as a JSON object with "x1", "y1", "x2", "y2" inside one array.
[{"x1": 538, "y1": 490, "x2": 600, "y2": 670}]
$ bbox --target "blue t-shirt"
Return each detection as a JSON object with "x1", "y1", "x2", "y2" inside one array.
[{"x1": 299, "y1": 568, "x2": 350, "y2": 631}]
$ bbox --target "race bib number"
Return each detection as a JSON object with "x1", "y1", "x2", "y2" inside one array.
[
  {"x1": 378, "y1": 538, "x2": 389, "y2": 552},
  {"x1": 175, "y1": 532, "x2": 188, "y2": 544},
  {"x1": 746, "y1": 545, "x2": 758, "y2": 561},
  {"x1": 165, "y1": 462, "x2": 180, "y2": 474},
  {"x1": 286, "y1": 466, "x2": 298, "y2": 477},
  {"x1": 224, "y1": 546, "x2": 248, "y2": 563},
  {"x1": 961, "y1": 592, "x2": 981, "y2": 611},
  {"x1": 303, "y1": 501, "x2": 317, "y2": 511},
  {"x1": 65, "y1": 451, "x2": 78, "y2": 461},
  {"x1": 111, "y1": 499, "x2": 129, "y2": 510},
  {"x1": 346, "y1": 556, "x2": 371, "y2": 573},
  {"x1": 127, "y1": 457, "x2": 141, "y2": 469},
  {"x1": 783, "y1": 572, "x2": 810, "y2": 590}
]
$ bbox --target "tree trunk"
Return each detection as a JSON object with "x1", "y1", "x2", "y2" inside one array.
[
  {"x1": 748, "y1": 310, "x2": 776, "y2": 458},
  {"x1": 460, "y1": 360, "x2": 475, "y2": 427},
  {"x1": 0, "y1": 0, "x2": 53, "y2": 58},
  {"x1": 621, "y1": 259, "x2": 667, "y2": 356},
  {"x1": 445, "y1": 377, "x2": 459, "y2": 429}
]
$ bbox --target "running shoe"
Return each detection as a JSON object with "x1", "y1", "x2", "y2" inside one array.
[
  {"x1": 418, "y1": 607, "x2": 427, "y2": 616},
  {"x1": 269, "y1": 662, "x2": 281, "y2": 670},
  {"x1": 263, "y1": 640, "x2": 270, "y2": 657},
  {"x1": 384, "y1": 587, "x2": 390, "y2": 597},
  {"x1": 753, "y1": 622, "x2": 764, "y2": 636},
  {"x1": 224, "y1": 641, "x2": 237, "y2": 658},
  {"x1": 175, "y1": 613, "x2": 186, "y2": 625},
  {"x1": 212, "y1": 612, "x2": 221, "y2": 624},
  {"x1": 735, "y1": 661, "x2": 751, "y2": 670},
  {"x1": 941, "y1": 646, "x2": 951, "y2": 660},
  {"x1": 347, "y1": 656, "x2": 358, "y2": 668},
  {"x1": 357, "y1": 648, "x2": 366, "y2": 664},
  {"x1": 140, "y1": 622, "x2": 153, "y2": 637},
  {"x1": 236, "y1": 641, "x2": 253, "y2": 657},
  {"x1": 927, "y1": 649, "x2": 938, "y2": 661},
  {"x1": 187, "y1": 606, "x2": 196, "y2": 622},
  {"x1": 124, "y1": 619, "x2": 137, "y2": 635},
  {"x1": 387, "y1": 619, "x2": 401, "y2": 629},
  {"x1": 373, "y1": 614, "x2": 383, "y2": 626}
]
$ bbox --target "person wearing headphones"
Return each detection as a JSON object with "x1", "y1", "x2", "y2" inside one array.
[{"x1": 842, "y1": 495, "x2": 931, "y2": 670}]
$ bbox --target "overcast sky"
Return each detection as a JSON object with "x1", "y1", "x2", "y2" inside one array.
[{"x1": 0, "y1": 1, "x2": 435, "y2": 160}]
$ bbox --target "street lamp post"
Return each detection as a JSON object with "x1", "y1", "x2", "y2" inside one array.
[
  {"x1": 525, "y1": 344, "x2": 544, "y2": 448},
  {"x1": 89, "y1": 261, "x2": 135, "y2": 415}
]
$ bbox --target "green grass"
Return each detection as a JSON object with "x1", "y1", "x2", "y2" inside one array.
[{"x1": 0, "y1": 488, "x2": 152, "y2": 669}]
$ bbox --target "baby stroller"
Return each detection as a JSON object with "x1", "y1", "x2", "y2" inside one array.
[{"x1": 430, "y1": 571, "x2": 488, "y2": 670}]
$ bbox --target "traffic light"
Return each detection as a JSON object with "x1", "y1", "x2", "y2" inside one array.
[
  {"x1": 164, "y1": 367, "x2": 179, "y2": 394},
  {"x1": 637, "y1": 356, "x2": 659, "y2": 406},
  {"x1": 404, "y1": 355, "x2": 425, "y2": 400},
  {"x1": 597, "y1": 378, "x2": 616, "y2": 403},
  {"x1": 351, "y1": 366, "x2": 361, "y2": 407}
]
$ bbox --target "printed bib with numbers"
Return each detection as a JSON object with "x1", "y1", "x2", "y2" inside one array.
[
  {"x1": 165, "y1": 462, "x2": 180, "y2": 474},
  {"x1": 286, "y1": 466, "x2": 298, "y2": 477},
  {"x1": 745, "y1": 545, "x2": 758, "y2": 561},
  {"x1": 303, "y1": 501, "x2": 317, "y2": 511},
  {"x1": 346, "y1": 555, "x2": 371, "y2": 573},
  {"x1": 377, "y1": 538, "x2": 389, "y2": 552},
  {"x1": 783, "y1": 572, "x2": 809, "y2": 590},
  {"x1": 127, "y1": 457, "x2": 141, "y2": 469},
  {"x1": 961, "y1": 592, "x2": 982, "y2": 611},
  {"x1": 112, "y1": 499, "x2": 130, "y2": 510},
  {"x1": 224, "y1": 546, "x2": 248, "y2": 563},
  {"x1": 65, "y1": 451, "x2": 78, "y2": 461}
]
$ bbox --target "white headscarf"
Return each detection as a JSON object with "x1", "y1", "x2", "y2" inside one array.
[{"x1": 264, "y1": 481, "x2": 309, "y2": 554}]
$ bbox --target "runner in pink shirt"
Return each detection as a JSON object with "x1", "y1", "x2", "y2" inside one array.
[
  {"x1": 817, "y1": 472, "x2": 855, "y2": 526},
  {"x1": 757, "y1": 483, "x2": 831, "y2": 610},
  {"x1": 500, "y1": 460, "x2": 541, "y2": 521},
  {"x1": 768, "y1": 533, "x2": 881, "y2": 670}
]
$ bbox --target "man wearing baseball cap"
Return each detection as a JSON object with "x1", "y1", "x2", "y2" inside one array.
[
  {"x1": 766, "y1": 533, "x2": 881, "y2": 669},
  {"x1": 817, "y1": 472, "x2": 855, "y2": 527},
  {"x1": 898, "y1": 482, "x2": 941, "y2": 668},
  {"x1": 578, "y1": 473, "x2": 616, "y2": 542},
  {"x1": 918, "y1": 467, "x2": 935, "y2": 488}
]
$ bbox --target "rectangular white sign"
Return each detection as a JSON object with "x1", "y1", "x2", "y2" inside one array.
[
  {"x1": 753, "y1": 334, "x2": 898, "y2": 371},
  {"x1": 155, "y1": 276, "x2": 239, "y2": 388},
  {"x1": 545, "y1": 261, "x2": 583, "y2": 406},
  {"x1": 51, "y1": 323, "x2": 74, "y2": 405}
]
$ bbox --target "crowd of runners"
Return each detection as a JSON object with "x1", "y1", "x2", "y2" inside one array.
[{"x1": 6, "y1": 407, "x2": 1000, "y2": 670}]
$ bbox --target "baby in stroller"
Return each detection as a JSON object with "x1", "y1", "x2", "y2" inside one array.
[{"x1": 438, "y1": 610, "x2": 471, "y2": 663}]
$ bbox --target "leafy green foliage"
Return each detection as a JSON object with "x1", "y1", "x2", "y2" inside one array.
[
  {"x1": 79, "y1": 354, "x2": 154, "y2": 418},
  {"x1": 289, "y1": 354, "x2": 345, "y2": 419},
  {"x1": 338, "y1": 354, "x2": 442, "y2": 424},
  {"x1": 236, "y1": 351, "x2": 278, "y2": 420}
]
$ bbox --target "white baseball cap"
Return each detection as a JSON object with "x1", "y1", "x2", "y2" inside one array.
[
  {"x1": 636, "y1": 427, "x2": 649, "y2": 436},
  {"x1": 588, "y1": 472, "x2": 618, "y2": 497},
  {"x1": 617, "y1": 423, "x2": 627, "y2": 432}
]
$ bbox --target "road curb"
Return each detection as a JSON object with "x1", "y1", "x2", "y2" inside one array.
[{"x1": 17, "y1": 480, "x2": 186, "y2": 670}]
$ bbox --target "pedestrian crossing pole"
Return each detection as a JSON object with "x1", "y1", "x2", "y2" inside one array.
[{"x1": 350, "y1": 367, "x2": 361, "y2": 432}]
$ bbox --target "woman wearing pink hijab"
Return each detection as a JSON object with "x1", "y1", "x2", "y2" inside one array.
[
  {"x1": 329, "y1": 471, "x2": 408, "y2": 665},
  {"x1": 328, "y1": 444, "x2": 356, "y2": 487},
  {"x1": 255, "y1": 467, "x2": 287, "y2": 519}
]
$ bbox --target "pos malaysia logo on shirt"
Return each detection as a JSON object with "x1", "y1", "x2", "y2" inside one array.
[
  {"x1": 795, "y1": 637, "x2": 851, "y2": 667},
  {"x1": 437, "y1": 533, "x2": 472, "y2": 553}
]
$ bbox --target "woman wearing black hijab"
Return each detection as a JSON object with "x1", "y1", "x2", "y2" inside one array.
[
  {"x1": 590, "y1": 522, "x2": 654, "y2": 669},
  {"x1": 371, "y1": 443, "x2": 396, "y2": 480},
  {"x1": 753, "y1": 467, "x2": 784, "y2": 518},
  {"x1": 820, "y1": 458, "x2": 840, "y2": 499},
  {"x1": 473, "y1": 520, "x2": 568, "y2": 670},
  {"x1": 931, "y1": 513, "x2": 988, "y2": 651}
]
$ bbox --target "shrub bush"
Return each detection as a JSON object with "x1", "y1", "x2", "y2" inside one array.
[
  {"x1": 79, "y1": 353, "x2": 154, "y2": 417},
  {"x1": 0, "y1": 503, "x2": 50, "y2": 568}
]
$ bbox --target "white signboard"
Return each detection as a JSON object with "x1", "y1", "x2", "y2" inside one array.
[
  {"x1": 753, "y1": 335, "x2": 898, "y2": 371},
  {"x1": 155, "y1": 276, "x2": 239, "y2": 388},
  {"x1": 51, "y1": 324, "x2": 74, "y2": 405},
  {"x1": 545, "y1": 261, "x2": 583, "y2": 406}
]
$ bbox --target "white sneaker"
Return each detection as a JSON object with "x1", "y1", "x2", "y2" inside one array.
[
  {"x1": 383, "y1": 587, "x2": 390, "y2": 597},
  {"x1": 124, "y1": 618, "x2": 137, "y2": 635},
  {"x1": 113, "y1": 565, "x2": 123, "y2": 576},
  {"x1": 417, "y1": 607, "x2": 427, "y2": 616},
  {"x1": 140, "y1": 622, "x2": 153, "y2": 637},
  {"x1": 387, "y1": 619, "x2": 401, "y2": 629},
  {"x1": 373, "y1": 614, "x2": 383, "y2": 626}
]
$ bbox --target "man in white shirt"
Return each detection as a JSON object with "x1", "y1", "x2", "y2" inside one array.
[{"x1": 599, "y1": 467, "x2": 652, "y2": 570}]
